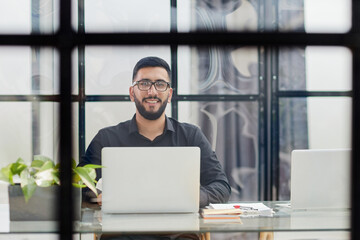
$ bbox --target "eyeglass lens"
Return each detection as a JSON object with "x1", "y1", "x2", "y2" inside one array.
[{"x1": 137, "y1": 80, "x2": 169, "y2": 91}]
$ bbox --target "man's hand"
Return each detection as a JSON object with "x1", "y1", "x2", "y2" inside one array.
[
  {"x1": 259, "y1": 232, "x2": 274, "y2": 240},
  {"x1": 97, "y1": 193, "x2": 102, "y2": 206}
]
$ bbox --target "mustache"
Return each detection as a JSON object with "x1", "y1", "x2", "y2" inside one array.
[{"x1": 143, "y1": 97, "x2": 162, "y2": 103}]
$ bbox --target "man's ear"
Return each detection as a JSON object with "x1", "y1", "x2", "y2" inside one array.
[
  {"x1": 129, "y1": 86, "x2": 135, "y2": 102},
  {"x1": 167, "y1": 88, "x2": 173, "y2": 103}
]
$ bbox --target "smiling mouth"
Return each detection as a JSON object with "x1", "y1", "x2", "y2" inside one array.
[{"x1": 144, "y1": 98, "x2": 161, "y2": 104}]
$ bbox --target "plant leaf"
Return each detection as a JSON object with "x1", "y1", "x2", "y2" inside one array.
[
  {"x1": 54, "y1": 163, "x2": 60, "y2": 170},
  {"x1": 35, "y1": 168, "x2": 56, "y2": 187},
  {"x1": 72, "y1": 173, "x2": 81, "y2": 183},
  {"x1": 71, "y1": 159, "x2": 77, "y2": 169},
  {"x1": 33, "y1": 155, "x2": 52, "y2": 163},
  {"x1": 10, "y1": 158, "x2": 27, "y2": 175},
  {"x1": 31, "y1": 160, "x2": 45, "y2": 169},
  {"x1": 39, "y1": 160, "x2": 54, "y2": 171},
  {"x1": 83, "y1": 164, "x2": 104, "y2": 169},
  {"x1": 73, "y1": 167, "x2": 98, "y2": 196},
  {"x1": 87, "y1": 168, "x2": 96, "y2": 180},
  {"x1": 20, "y1": 169, "x2": 37, "y2": 202},
  {"x1": 52, "y1": 170, "x2": 60, "y2": 185},
  {"x1": 0, "y1": 164, "x2": 14, "y2": 184},
  {"x1": 72, "y1": 183, "x2": 86, "y2": 188}
]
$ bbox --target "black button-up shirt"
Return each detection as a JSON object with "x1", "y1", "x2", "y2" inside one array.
[{"x1": 80, "y1": 114, "x2": 231, "y2": 208}]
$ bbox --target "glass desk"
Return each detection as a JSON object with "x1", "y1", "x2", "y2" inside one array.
[{"x1": 0, "y1": 202, "x2": 351, "y2": 235}]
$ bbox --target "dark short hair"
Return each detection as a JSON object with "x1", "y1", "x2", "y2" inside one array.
[{"x1": 132, "y1": 56, "x2": 171, "y2": 82}]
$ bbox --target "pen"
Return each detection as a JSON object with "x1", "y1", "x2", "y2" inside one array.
[{"x1": 233, "y1": 205, "x2": 255, "y2": 210}]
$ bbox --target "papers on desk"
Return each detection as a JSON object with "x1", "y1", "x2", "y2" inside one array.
[
  {"x1": 200, "y1": 208, "x2": 242, "y2": 223},
  {"x1": 208, "y1": 203, "x2": 274, "y2": 217}
]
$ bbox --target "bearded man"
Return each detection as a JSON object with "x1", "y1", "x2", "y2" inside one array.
[{"x1": 79, "y1": 56, "x2": 231, "y2": 209}]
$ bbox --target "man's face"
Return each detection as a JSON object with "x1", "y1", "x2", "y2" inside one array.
[{"x1": 129, "y1": 67, "x2": 173, "y2": 120}]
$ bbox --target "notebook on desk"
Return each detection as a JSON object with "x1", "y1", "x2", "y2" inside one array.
[
  {"x1": 290, "y1": 149, "x2": 351, "y2": 210},
  {"x1": 101, "y1": 146, "x2": 200, "y2": 214}
]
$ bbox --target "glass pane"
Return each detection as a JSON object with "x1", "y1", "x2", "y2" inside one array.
[
  {"x1": 85, "y1": 46, "x2": 171, "y2": 95},
  {"x1": 278, "y1": 47, "x2": 306, "y2": 91},
  {"x1": 84, "y1": 0, "x2": 170, "y2": 32},
  {"x1": 0, "y1": 0, "x2": 60, "y2": 34},
  {"x1": 178, "y1": 46, "x2": 259, "y2": 95},
  {"x1": 278, "y1": 97, "x2": 352, "y2": 200},
  {"x1": 0, "y1": 0, "x2": 31, "y2": 34},
  {"x1": 279, "y1": 1, "x2": 305, "y2": 32},
  {"x1": 0, "y1": 47, "x2": 59, "y2": 95},
  {"x1": 85, "y1": 102, "x2": 171, "y2": 148},
  {"x1": 181, "y1": 0, "x2": 258, "y2": 32},
  {"x1": 0, "y1": 102, "x2": 32, "y2": 165},
  {"x1": 305, "y1": 47, "x2": 352, "y2": 91},
  {"x1": 179, "y1": 1, "x2": 304, "y2": 32},
  {"x1": 178, "y1": 101, "x2": 259, "y2": 201},
  {"x1": 179, "y1": 0, "x2": 350, "y2": 33},
  {"x1": 279, "y1": 47, "x2": 352, "y2": 91},
  {"x1": 304, "y1": 0, "x2": 351, "y2": 33},
  {"x1": 0, "y1": 101, "x2": 78, "y2": 220},
  {"x1": 72, "y1": 48, "x2": 79, "y2": 95},
  {"x1": 0, "y1": 102, "x2": 79, "y2": 166}
]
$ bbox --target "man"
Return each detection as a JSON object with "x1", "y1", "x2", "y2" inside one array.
[{"x1": 79, "y1": 56, "x2": 231, "y2": 208}]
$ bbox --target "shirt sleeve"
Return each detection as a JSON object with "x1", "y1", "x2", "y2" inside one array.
[{"x1": 190, "y1": 126, "x2": 231, "y2": 208}]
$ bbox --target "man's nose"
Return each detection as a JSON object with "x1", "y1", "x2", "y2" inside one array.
[{"x1": 147, "y1": 84, "x2": 158, "y2": 95}]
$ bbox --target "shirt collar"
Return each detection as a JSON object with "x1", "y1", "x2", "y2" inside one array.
[{"x1": 129, "y1": 114, "x2": 175, "y2": 134}]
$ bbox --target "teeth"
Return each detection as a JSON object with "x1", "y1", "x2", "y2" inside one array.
[{"x1": 147, "y1": 100, "x2": 158, "y2": 103}]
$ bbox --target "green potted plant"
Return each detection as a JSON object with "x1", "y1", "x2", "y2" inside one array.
[{"x1": 0, "y1": 155, "x2": 102, "y2": 221}]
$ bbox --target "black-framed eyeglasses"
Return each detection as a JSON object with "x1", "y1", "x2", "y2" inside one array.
[{"x1": 133, "y1": 79, "x2": 171, "y2": 92}]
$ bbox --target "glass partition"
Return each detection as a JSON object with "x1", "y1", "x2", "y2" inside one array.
[
  {"x1": 85, "y1": 46, "x2": 171, "y2": 95},
  {"x1": 84, "y1": 0, "x2": 170, "y2": 32},
  {"x1": 280, "y1": 46, "x2": 352, "y2": 91},
  {"x1": 0, "y1": 0, "x2": 356, "y2": 238},
  {"x1": 179, "y1": 101, "x2": 259, "y2": 201},
  {"x1": 278, "y1": 97, "x2": 352, "y2": 200},
  {"x1": 0, "y1": 0, "x2": 31, "y2": 34},
  {"x1": 178, "y1": 46, "x2": 259, "y2": 95}
]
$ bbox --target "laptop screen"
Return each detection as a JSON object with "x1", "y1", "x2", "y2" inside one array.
[
  {"x1": 101, "y1": 147, "x2": 200, "y2": 213},
  {"x1": 290, "y1": 149, "x2": 351, "y2": 210}
]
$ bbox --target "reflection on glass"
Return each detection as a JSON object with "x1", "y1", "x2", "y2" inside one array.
[
  {"x1": 31, "y1": 0, "x2": 59, "y2": 34},
  {"x1": 179, "y1": 101, "x2": 258, "y2": 201},
  {"x1": 85, "y1": 46, "x2": 170, "y2": 95},
  {"x1": 84, "y1": 0, "x2": 170, "y2": 32},
  {"x1": 278, "y1": 97, "x2": 352, "y2": 200},
  {"x1": 192, "y1": 0, "x2": 258, "y2": 32},
  {"x1": 179, "y1": 0, "x2": 304, "y2": 32},
  {"x1": 278, "y1": 1, "x2": 304, "y2": 32},
  {"x1": 178, "y1": 46, "x2": 258, "y2": 95},
  {"x1": 0, "y1": 47, "x2": 58, "y2": 95},
  {"x1": 279, "y1": 47, "x2": 352, "y2": 91}
]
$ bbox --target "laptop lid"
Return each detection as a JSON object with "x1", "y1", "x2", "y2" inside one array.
[
  {"x1": 101, "y1": 147, "x2": 200, "y2": 214},
  {"x1": 290, "y1": 149, "x2": 351, "y2": 210}
]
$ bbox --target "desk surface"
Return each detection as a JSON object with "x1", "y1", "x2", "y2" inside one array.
[{"x1": 0, "y1": 202, "x2": 351, "y2": 234}]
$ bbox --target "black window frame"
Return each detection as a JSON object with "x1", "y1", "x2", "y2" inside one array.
[{"x1": 0, "y1": 1, "x2": 359, "y2": 240}]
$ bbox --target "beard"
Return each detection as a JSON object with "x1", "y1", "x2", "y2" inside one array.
[{"x1": 134, "y1": 95, "x2": 169, "y2": 120}]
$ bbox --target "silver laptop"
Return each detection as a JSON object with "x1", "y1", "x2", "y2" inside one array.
[
  {"x1": 290, "y1": 149, "x2": 351, "y2": 210},
  {"x1": 101, "y1": 147, "x2": 200, "y2": 214}
]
